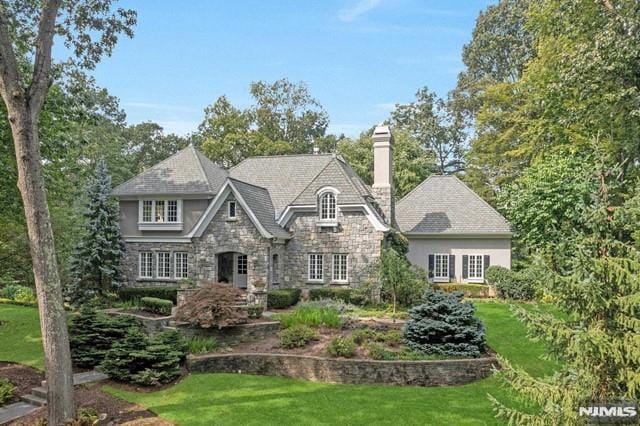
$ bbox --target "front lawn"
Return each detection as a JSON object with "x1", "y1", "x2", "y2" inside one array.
[{"x1": 0, "y1": 303, "x2": 43, "y2": 369}]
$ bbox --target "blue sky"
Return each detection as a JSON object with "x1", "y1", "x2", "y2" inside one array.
[{"x1": 88, "y1": 0, "x2": 494, "y2": 136}]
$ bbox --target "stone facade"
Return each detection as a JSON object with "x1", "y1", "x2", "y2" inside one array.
[
  {"x1": 282, "y1": 210, "x2": 383, "y2": 289},
  {"x1": 187, "y1": 352, "x2": 498, "y2": 386},
  {"x1": 121, "y1": 241, "x2": 194, "y2": 287}
]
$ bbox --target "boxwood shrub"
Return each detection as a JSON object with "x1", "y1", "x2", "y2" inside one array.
[
  {"x1": 433, "y1": 283, "x2": 493, "y2": 298},
  {"x1": 140, "y1": 297, "x2": 173, "y2": 316},
  {"x1": 485, "y1": 266, "x2": 536, "y2": 301},
  {"x1": 118, "y1": 287, "x2": 178, "y2": 304},
  {"x1": 309, "y1": 287, "x2": 352, "y2": 303},
  {"x1": 267, "y1": 288, "x2": 301, "y2": 309}
]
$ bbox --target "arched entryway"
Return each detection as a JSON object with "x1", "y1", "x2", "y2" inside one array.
[{"x1": 217, "y1": 251, "x2": 247, "y2": 289}]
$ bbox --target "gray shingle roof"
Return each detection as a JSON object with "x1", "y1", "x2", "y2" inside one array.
[
  {"x1": 112, "y1": 145, "x2": 228, "y2": 196},
  {"x1": 396, "y1": 175, "x2": 511, "y2": 235},
  {"x1": 292, "y1": 157, "x2": 369, "y2": 205},
  {"x1": 229, "y1": 179, "x2": 291, "y2": 239},
  {"x1": 230, "y1": 154, "x2": 371, "y2": 216}
]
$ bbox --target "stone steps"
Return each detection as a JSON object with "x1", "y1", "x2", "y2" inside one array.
[
  {"x1": 31, "y1": 386, "x2": 47, "y2": 399},
  {"x1": 20, "y1": 394, "x2": 47, "y2": 407},
  {"x1": 0, "y1": 402, "x2": 39, "y2": 425}
]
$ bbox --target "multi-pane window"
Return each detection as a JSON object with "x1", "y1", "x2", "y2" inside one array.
[
  {"x1": 468, "y1": 255, "x2": 484, "y2": 280},
  {"x1": 174, "y1": 252, "x2": 188, "y2": 279},
  {"x1": 434, "y1": 254, "x2": 449, "y2": 281},
  {"x1": 237, "y1": 255, "x2": 247, "y2": 275},
  {"x1": 332, "y1": 254, "x2": 348, "y2": 282},
  {"x1": 272, "y1": 254, "x2": 279, "y2": 284},
  {"x1": 139, "y1": 252, "x2": 153, "y2": 278},
  {"x1": 308, "y1": 254, "x2": 324, "y2": 281},
  {"x1": 140, "y1": 200, "x2": 180, "y2": 223},
  {"x1": 228, "y1": 201, "x2": 237, "y2": 219},
  {"x1": 157, "y1": 252, "x2": 171, "y2": 278},
  {"x1": 319, "y1": 192, "x2": 337, "y2": 221}
]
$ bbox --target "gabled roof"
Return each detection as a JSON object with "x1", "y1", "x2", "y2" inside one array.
[
  {"x1": 396, "y1": 175, "x2": 511, "y2": 236},
  {"x1": 229, "y1": 154, "x2": 372, "y2": 217},
  {"x1": 112, "y1": 145, "x2": 228, "y2": 197}
]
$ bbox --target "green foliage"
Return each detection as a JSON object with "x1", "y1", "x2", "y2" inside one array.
[
  {"x1": 185, "y1": 336, "x2": 219, "y2": 355},
  {"x1": 100, "y1": 328, "x2": 185, "y2": 386},
  {"x1": 379, "y1": 248, "x2": 428, "y2": 312},
  {"x1": 308, "y1": 287, "x2": 352, "y2": 303},
  {"x1": 279, "y1": 325, "x2": 317, "y2": 349},
  {"x1": 140, "y1": 297, "x2": 173, "y2": 316},
  {"x1": 0, "y1": 285, "x2": 35, "y2": 304},
  {"x1": 69, "y1": 306, "x2": 143, "y2": 368},
  {"x1": 276, "y1": 304, "x2": 342, "y2": 329},
  {"x1": 0, "y1": 378, "x2": 15, "y2": 406},
  {"x1": 247, "y1": 305, "x2": 264, "y2": 319},
  {"x1": 67, "y1": 159, "x2": 124, "y2": 305},
  {"x1": 118, "y1": 287, "x2": 179, "y2": 304},
  {"x1": 384, "y1": 229, "x2": 409, "y2": 256},
  {"x1": 433, "y1": 283, "x2": 494, "y2": 298},
  {"x1": 484, "y1": 266, "x2": 537, "y2": 301},
  {"x1": 326, "y1": 336, "x2": 356, "y2": 358},
  {"x1": 351, "y1": 328, "x2": 402, "y2": 346},
  {"x1": 404, "y1": 291, "x2": 485, "y2": 357},
  {"x1": 267, "y1": 288, "x2": 301, "y2": 309},
  {"x1": 175, "y1": 284, "x2": 247, "y2": 329}
]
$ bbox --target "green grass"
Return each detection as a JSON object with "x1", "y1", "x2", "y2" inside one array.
[
  {"x1": 274, "y1": 304, "x2": 342, "y2": 328},
  {"x1": 0, "y1": 303, "x2": 44, "y2": 369}
]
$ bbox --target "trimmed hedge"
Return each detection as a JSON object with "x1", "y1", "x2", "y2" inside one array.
[
  {"x1": 433, "y1": 283, "x2": 494, "y2": 298},
  {"x1": 267, "y1": 288, "x2": 301, "y2": 309},
  {"x1": 140, "y1": 297, "x2": 173, "y2": 316},
  {"x1": 485, "y1": 266, "x2": 536, "y2": 301},
  {"x1": 118, "y1": 287, "x2": 178, "y2": 304},
  {"x1": 309, "y1": 287, "x2": 352, "y2": 303}
]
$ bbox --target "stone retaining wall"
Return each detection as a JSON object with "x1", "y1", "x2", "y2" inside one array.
[
  {"x1": 187, "y1": 352, "x2": 498, "y2": 386},
  {"x1": 171, "y1": 321, "x2": 280, "y2": 345},
  {"x1": 103, "y1": 308, "x2": 173, "y2": 334}
]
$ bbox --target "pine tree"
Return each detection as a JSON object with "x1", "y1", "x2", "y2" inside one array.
[
  {"x1": 68, "y1": 159, "x2": 124, "y2": 304},
  {"x1": 490, "y1": 167, "x2": 640, "y2": 425}
]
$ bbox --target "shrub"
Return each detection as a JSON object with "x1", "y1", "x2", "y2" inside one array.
[
  {"x1": 100, "y1": 328, "x2": 185, "y2": 386},
  {"x1": 69, "y1": 307, "x2": 143, "y2": 368},
  {"x1": 404, "y1": 290, "x2": 485, "y2": 357},
  {"x1": 0, "y1": 284, "x2": 36, "y2": 304},
  {"x1": 327, "y1": 336, "x2": 356, "y2": 358},
  {"x1": 0, "y1": 284, "x2": 23, "y2": 300},
  {"x1": 185, "y1": 336, "x2": 219, "y2": 354},
  {"x1": 267, "y1": 288, "x2": 301, "y2": 309},
  {"x1": 351, "y1": 328, "x2": 378, "y2": 345},
  {"x1": 379, "y1": 249, "x2": 428, "y2": 312},
  {"x1": 309, "y1": 287, "x2": 352, "y2": 303},
  {"x1": 118, "y1": 286, "x2": 178, "y2": 304},
  {"x1": 276, "y1": 304, "x2": 342, "y2": 329},
  {"x1": 175, "y1": 283, "x2": 247, "y2": 329},
  {"x1": 140, "y1": 297, "x2": 173, "y2": 316},
  {"x1": 433, "y1": 283, "x2": 494, "y2": 298},
  {"x1": 247, "y1": 305, "x2": 264, "y2": 319},
  {"x1": 0, "y1": 378, "x2": 15, "y2": 406},
  {"x1": 485, "y1": 266, "x2": 536, "y2": 300},
  {"x1": 280, "y1": 325, "x2": 317, "y2": 348},
  {"x1": 367, "y1": 342, "x2": 396, "y2": 360}
]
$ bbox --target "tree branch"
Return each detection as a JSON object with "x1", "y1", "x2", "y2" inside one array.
[
  {"x1": 28, "y1": 0, "x2": 60, "y2": 114},
  {"x1": 0, "y1": 4, "x2": 23, "y2": 110}
]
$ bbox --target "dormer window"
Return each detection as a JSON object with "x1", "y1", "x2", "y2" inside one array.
[
  {"x1": 320, "y1": 192, "x2": 336, "y2": 221},
  {"x1": 138, "y1": 199, "x2": 183, "y2": 231}
]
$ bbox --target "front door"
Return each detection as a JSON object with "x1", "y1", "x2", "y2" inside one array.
[{"x1": 234, "y1": 254, "x2": 248, "y2": 289}]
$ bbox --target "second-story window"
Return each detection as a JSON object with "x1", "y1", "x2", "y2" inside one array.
[
  {"x1": 319, "y1": 192, "x2": 336, "y2": 221},
  {"x1": 228, "y1": 200, "x2": 237, "y2": 219},
  {"x1": 140, "y1": 200, "x2": 181, "y2": 223}
]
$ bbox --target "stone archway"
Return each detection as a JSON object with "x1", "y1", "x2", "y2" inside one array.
[{"x1": 216, "y1": 251, "x2": 247, "y2": 289}]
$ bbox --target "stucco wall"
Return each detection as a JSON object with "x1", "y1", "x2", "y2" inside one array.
[
  {"x1": 283, "y1": 210, "x2": 384, "y2": 288},
  {"x1": 119, "y1": 198, "x2": 210, "y2": 237},
  {"x1": 406, "y1": 237, "x2": 511, "y2": 283}
]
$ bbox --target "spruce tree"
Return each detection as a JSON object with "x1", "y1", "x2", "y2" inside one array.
[
  {"x1": 68, "y1": 159, "x2": 124, "y2": 304},
  {"x1": 490, "y1": 168, "x2": 640, "y2": 424}
]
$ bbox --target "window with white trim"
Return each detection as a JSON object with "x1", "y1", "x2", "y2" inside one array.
[
  {"x1": 319, "y1": 192, "x2": 336, "y2": 221},
  {"x1": 332, "y1": 254, "x2": 348, "y2": 282},
  {"x1": 139, "y1": 252, "x2": 153, "y2": 278},
  {"x1": 228, "y1": 201, "x2": 237, "y2": 219},
  {"x1": 139, "y1": 200, "x2": 181, "y2": 223},
  {"x1": 174, "y1": 252, "x2": 188, "y2": 279},
  {"x1": 468, "y1": 254, "x2": 484, "y2": 280},
  {"x1": 157, "y1": 252, "x2": 171, "y2": 278},
  {"x1": 308, "y1": 254, "x2": 324, "y2": 281},
  {"x1": 434, "y1": 254, "x2": 449, "y2": 281}
]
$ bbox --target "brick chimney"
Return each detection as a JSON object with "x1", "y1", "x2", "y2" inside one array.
[{"x1": 371, "y1": 124, "x2": 394, "y2": 225}]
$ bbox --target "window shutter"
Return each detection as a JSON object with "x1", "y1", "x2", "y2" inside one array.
[
  {"x1": 428, "y1": 254, "x2": 434, "y2": 278},
  {"x1": 462, "y1": 255, "x2": 468, "y2": 279},
  {"x1": 483, "y1": 255, "x2": 490, "y2": 274},
  {"x1": 449, "y1": 255, "x2": 455, "y2": 280}
]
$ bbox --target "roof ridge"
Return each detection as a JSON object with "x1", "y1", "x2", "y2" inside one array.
[
  {"x1": 332, "y1": 156, "x2": 371, "y2": 199},
  {"x1": 290, "y1": 158, "x2": 336, "y2": 205},
  {"x1": 230, "y1": 153, "x2": 334, "y2": 171},
  {"x1": 190, "y1": 146, "x2": 211, "y2": 191},
  {"x1": 227, "y1": 177, "x2": 269, "y2": 192}
]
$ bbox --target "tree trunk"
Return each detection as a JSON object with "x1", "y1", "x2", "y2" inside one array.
[{"x1": 9, "y1": 107, "x2": 75, "y2": 424}]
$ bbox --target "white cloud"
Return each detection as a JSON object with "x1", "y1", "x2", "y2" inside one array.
[{"x1": 338, "y1": 0, "x2": 383, "y2": 22}]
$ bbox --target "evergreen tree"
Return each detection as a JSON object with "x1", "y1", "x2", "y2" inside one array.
[{"x1": 68, "y1": 159, "x2": 124, "y2": 304}]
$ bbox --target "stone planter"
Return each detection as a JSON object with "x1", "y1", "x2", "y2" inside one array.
[
  {"x1": 102, "y1": 308, "x2": 173, "y2": 335},
  {"x1": 187, "y1": 352, "x2": 499, "y2": 386},
  {"x1": 171, "y1": 321, "x2": 280, "y2": 345}
]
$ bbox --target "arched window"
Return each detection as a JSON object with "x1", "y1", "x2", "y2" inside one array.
[{"x1": 319, "y1": 192, "x2": 337, "y2": 221}]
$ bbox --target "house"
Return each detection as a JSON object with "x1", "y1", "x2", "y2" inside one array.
[{"x1": 112, "y1": 125, "x2": 511, "y2": 297}]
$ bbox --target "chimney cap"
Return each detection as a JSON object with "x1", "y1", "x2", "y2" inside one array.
[{"x1": 372, "y1": 124, "x2": 393, "y2": 144}]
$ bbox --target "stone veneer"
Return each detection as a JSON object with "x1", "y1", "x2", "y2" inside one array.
[
  {"x1": 121, "y1": 242, "x2": 194, "y2": 287},
  {"x1": 187, "y1": 353, "x2": 498, "y2": 386}
]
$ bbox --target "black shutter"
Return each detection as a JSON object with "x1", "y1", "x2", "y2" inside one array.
[
  {"x1": 462, "y1": 255, "x2": 468, "y2": 279},
  {"x1": 428, "y1": 254, "x2": 434, "y2": 279},
  {"x1": 449, "y1": 255, "x2": 455, "y2": 281},
  {"x1": 483, "y1": 255, "x2": 490, "y2": 273}
]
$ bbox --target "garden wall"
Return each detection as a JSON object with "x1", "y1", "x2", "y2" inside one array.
[
  {"x1": 170, "y1": 321, "x2": 280, "y2": 345},
  {"x1": 102, "y1": 308, "x2": 172, "y2": 334},
  {"x1": 187, "y1": 353, "x2": 498, "y2": 386}
]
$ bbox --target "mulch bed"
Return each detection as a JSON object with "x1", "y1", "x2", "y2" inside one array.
[{"x1": 0, "y1": 362, "x2": 44, "y2": 404}]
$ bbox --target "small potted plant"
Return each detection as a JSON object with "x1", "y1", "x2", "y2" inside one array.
[{"x1": 252, "y1": 278, "x2": 267, "y2": 293}]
